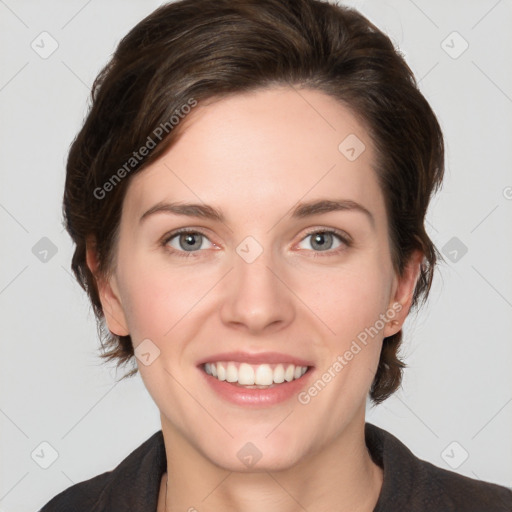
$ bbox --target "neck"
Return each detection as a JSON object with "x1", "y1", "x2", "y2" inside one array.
[{"x1": 159, "y1": 412, "x2": 383, "y2": 512}]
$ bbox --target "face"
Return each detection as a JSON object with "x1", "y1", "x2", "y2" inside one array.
[{"x1": 90, "y1": 86, "x2": 420, "y2": 472}]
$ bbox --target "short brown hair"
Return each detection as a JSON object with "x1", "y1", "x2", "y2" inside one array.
[{"x1": 64, "y1": 0, "x2": 444, "y2": 404}]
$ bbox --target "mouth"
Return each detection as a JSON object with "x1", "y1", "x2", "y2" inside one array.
[
  {"x1": 196, "y1": 351, "x2": 315, "y2": 406},
  {"x1": 201, "y1": 361, "x2": 312, "y2": 389}
]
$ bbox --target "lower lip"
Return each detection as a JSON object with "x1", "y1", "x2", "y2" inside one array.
[{"x1": 199, "y1": 367, "x2": 314, "y2": 407}]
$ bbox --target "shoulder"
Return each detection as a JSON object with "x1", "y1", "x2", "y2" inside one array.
[
  {"x1": 38, "y1": 470, "x2": 113, "y2": 511},
  {"x1": 419, "y1": 457, "x2": 512, "y2": 510},
  {"x1": 38, "y1": 430, "x2": 166, "y2": 512},
  {"x1": 365, "y1": 422, "x2": 512, "y2": 512}
]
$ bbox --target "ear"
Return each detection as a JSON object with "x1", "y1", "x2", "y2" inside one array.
[
  {"x1": 383, "y1": 249, "x2": 424, "y2": 338},
  {"x1": 85, "y1": 237, "x2": 130, "y2": 337}
]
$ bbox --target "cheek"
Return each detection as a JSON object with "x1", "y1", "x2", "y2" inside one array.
[
  {"x1": 299, "y1": 263, "x2": 389, "y2": 412},
  {"x1": 299, "y1": 257, "x2": 392, "y2": 338},
  {"x1": 116, "y1": 254, "x2": 218, "y2": 342}
]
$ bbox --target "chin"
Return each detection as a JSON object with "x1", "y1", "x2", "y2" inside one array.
[
  {"x1": 212, "y1": 449, "x2": 304, "y2": 474},
  {"x1": 202, "y1": 433, "x2": 311, "y2": 474}
]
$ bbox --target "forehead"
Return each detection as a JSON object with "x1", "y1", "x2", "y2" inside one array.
[{"x1": 123, "y1": 87, "x2": 386, "y2": 227}]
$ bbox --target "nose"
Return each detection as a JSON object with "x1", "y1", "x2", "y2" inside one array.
[{"x1": 219, "y1": 244, "x2": 296, "y2": 335}]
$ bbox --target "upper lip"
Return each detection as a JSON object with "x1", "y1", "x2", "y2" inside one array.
[{"x1": 197, "y1": 351, "x2": 314, "y2": 367}]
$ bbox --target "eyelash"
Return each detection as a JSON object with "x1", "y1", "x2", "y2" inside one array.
[{"x1": 160, "y1": 228, "x2": 352, "y2": 259}]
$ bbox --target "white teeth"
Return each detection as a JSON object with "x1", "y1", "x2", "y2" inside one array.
[
  {"x1": 255, "y1": 364, "x2": 274, "y2": 385},
  {"x1": 284, "y1": 364, "x2": 295, "y2": 382},
  {"x1": 203, "y1": 362, "x2": 309, "y2": 386},
  {"x1": 226, "y1": 362, "x2": 237, "y2": 383},
  {"x1": 273, "y1": 364, "x2": 285, "y2": 383},
  {"x1": 216, "y1": 363, "x2": 226, "y2": 381},
  {"x1": 238, "y1": 363, "x2": 255, "y2": 385}
]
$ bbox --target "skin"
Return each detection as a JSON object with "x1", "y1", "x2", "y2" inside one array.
[{"x1": 87, "y1": 86, "x2": 422, "y2": 512}]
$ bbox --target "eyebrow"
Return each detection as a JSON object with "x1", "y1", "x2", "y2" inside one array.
[{"x1": 139, "y1": 198, "x2": 375, "y2": 228}]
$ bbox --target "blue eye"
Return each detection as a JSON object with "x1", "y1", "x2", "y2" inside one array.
[
  {"x1": 163, "y1": 230, "x2": 214, "y2": 257},
  {"x1": 161, "y1": 228, "x2": 351, "y2": 259},
  {"x1": 297, "y1": 230, "x2": 351, "y2": 256}
]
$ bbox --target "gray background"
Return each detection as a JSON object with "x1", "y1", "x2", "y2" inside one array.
[{"x1": 0, "y1": 0, "x2": 511, "y2": 510}]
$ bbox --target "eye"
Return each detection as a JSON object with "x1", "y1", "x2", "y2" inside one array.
[
  {"x1": 161, "y1": 228, "x2": 351, "y2": 259},
  {"x1": 296, "y1": 229, "x2": 351, "y2": 256},
  {"x1": 162, "y1": 229, "x2": 215, "y2": 257}
]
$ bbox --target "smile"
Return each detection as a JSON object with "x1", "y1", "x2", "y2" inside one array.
[{"x1": 203, "y1": 361, "x2": 310, "y2": 388}]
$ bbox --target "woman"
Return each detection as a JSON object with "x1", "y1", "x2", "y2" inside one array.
[{"x1": 40, "y1": 0, "x2": 512, "y2": 510}]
